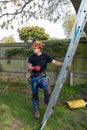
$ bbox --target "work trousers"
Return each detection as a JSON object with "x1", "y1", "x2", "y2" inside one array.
[{"x1": 30, "y1": 75, "x2": 51, "y2": 111}]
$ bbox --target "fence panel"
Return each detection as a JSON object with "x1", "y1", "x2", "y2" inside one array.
[
  {"x1": 0, "y1": 43, "x2": 28, "y2": 82},
  {"x1": 0, "y1": 43, "x2": 87, "y2": 85}
]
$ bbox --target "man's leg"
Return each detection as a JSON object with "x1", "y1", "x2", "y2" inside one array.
[
  {"x1": 31, "y1": 80, "x2": 40, "y2": 119},
  {"x1": 32, "y1": 92, "x2": 39, "y2": 111},
  {"x1": 40, "y1": 77, "x2": 51, "y2": 104},
  {"x1": 44, "y1": 87, "x2": 51, "y2": 104}
]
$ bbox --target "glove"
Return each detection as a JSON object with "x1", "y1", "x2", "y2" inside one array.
[{"x1": 33, "y1": 66, "x2": 41, "y2": 71}]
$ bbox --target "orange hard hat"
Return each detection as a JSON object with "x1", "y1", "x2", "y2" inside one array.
[{"x1": 32, "y1": 41, "x2": 44, "y2": 49}]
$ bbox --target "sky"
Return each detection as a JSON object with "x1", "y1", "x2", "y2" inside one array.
[
  {"x1": 0, "y1": 1, "x2": 75, "y2": 42},
  {"x1": 0, "y1": 19, "x2": 66, "y2": 42},
  {"x1": 29, "y1": 19, "x2": 66, "y2": 39}
]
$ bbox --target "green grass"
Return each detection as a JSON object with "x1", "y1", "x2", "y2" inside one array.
[{"x1": 0, "y1": 83, "x2": 87, "y2": 130}]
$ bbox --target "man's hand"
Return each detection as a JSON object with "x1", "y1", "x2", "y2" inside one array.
[
  {"x1": 33, "y1": 66, "x2": 41, "y2": 71},
  {"x1": 66, "y1": 65, "x2": 71, "y2": 70},
  {"x1": 26, "y1": 72, "x2": 31, "y2": 81}
]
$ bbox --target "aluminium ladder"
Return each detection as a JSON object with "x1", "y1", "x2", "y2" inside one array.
[{"x1": 40, "y1": 0, "x2": 87, "y2": 129}]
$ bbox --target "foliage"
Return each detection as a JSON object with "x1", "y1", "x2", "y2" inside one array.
[
  {"x1": 63, "y1": 14, "x2": 87, "y2": 38},
  {"x1": 5, "y1": 47, "x2": 33, "y2": 57},
  {"x1": 44, "y1": 38, "x2": 69, "y2": 44},
  {"x1": 0, "y1": 80, "x2": 26, "y2": 90},
  {"x1": 19, "y1": 26, "x2": 49, "y2": 41},
  {"x1": 0, "y1": 35, "x2": 16, "y2": 43},
  {"x1": 0, "y1": 0, "x2": 72, "y2": 29},
  {"x1": 5, "y1": 39, "x2": 69, "y2": 58},
  {"x1": 63, "y1": 14, "x2": 76, "y2": 37},
  {"x1": 43, "y1": 39, "x2": 69, "y2": 56}
]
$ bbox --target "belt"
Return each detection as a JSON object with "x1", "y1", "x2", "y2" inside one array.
[{"x1": 31, "y1": 72, "x2": 46, "y2": 77}]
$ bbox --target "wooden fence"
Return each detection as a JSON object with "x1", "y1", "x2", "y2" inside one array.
[
  {"x1": 0, "y1": 43, "x2": 28, "y2": 83},
  {"x1": 0, "y1": 43, "x2": 87, "y2": 85}
]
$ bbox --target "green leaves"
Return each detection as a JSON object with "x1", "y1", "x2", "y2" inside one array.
[
  {"x1": 5, "y1": 47, "x2": 33, "y2": 57},
  {"x1": 19, "y1": 26, "x2": 49, "y2": 41}
]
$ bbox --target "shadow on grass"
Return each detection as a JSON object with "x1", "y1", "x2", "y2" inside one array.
[{"x1": 0, "y1": 88, "x2": 46, "y2": 130}]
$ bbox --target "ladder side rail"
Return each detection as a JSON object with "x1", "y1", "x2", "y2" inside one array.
[
  {"x1": 70, "y1": 16, "x2": 87, "y2": 59},
  {"x1": 52, "y1": 0, "x2": 87, "y2": 90},
  {"x1": 41, "y1": 20, "x2": 87, "y2": 129},
  {"x1": 40, "y1": 0, "x2": 87, "y2": 129},
  {"x1": 69, "y1": 0, "x2": 86, "y2": 40},
  {"x1": 41, "y1": 13, "x2": 87, "y2": 130},
  {"x1": 51, "y1": 10, "x2": 87, "y2": 118},
  {"x1": 43, "y1": 7, "x2": 87, "y2": 118},
  {"x1": 55, "y1": 0, "x2": 87, "y2": 82}
]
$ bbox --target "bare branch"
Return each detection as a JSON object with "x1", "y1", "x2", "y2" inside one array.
[
  {"x1": 0, "y1": 0, "x2": 12, "y2": 3},
  {"x1": 0, "y1": 0, "x2": 33, "y2": 18},
  {"x1": 0, "y1": 0, "x2": 72, "y2": 29}
]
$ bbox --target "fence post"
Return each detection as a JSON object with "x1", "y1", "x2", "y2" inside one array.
[{"x1": 70, "y1": 72, "x2": 73, "y2": 86}]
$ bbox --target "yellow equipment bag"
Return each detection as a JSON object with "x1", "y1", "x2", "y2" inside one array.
[{"x1": 67, "y1": 99, "x2": 86, "y2": 109}]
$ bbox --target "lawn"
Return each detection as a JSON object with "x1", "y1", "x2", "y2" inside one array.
[{"x1": 0, "y1": 81, "x2": 87, "y2": 130}]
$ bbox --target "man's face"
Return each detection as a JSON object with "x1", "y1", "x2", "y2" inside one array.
[{"x1": 33, "y1": 48, "x2": 41, "y2": 54}]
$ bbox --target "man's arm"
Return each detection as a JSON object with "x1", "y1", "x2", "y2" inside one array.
[
  {"x1": 28, "y1": 63, "x2": 34, "y2": 71},
  {"x1": 51, "y1": 59, "x2": 63, "y2": 66},
  {"x1": 52, "y1": 59, "x2": 71, "y2": 70}
]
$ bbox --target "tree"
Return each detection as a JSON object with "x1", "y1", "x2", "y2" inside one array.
[
  {"x1": 63, "y1": 14, "x2": 87, "y2": 38},
  {"x1": 0, "y1": 35, "x2": 16, "y2": 43},
  {"x1": 63, "y1": 14, "x2": 76, "y2": 37},
  {"x1": 0, "y1": 0, "x2": 71, "y2": 29},
  {"x1": 19, "y1": 26, "x2": 49, "y2": 42}
]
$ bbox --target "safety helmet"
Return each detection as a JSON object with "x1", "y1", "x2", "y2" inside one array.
[{"x1": 32, "y1": 41, "x2": 44, "y2": 49}]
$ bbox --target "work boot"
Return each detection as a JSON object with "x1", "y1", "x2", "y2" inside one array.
[{"x1": 34, "y1": 110, "x2": 40, "y2": 119}]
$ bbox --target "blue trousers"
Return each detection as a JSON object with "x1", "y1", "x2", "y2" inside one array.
[{"x1": 30, "y1": 75, "x2": 51, "y2": 111}]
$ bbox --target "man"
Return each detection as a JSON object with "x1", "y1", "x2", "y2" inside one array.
[{"x1": 27, "y1": 41, "x2": 63, "y2": 119}]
